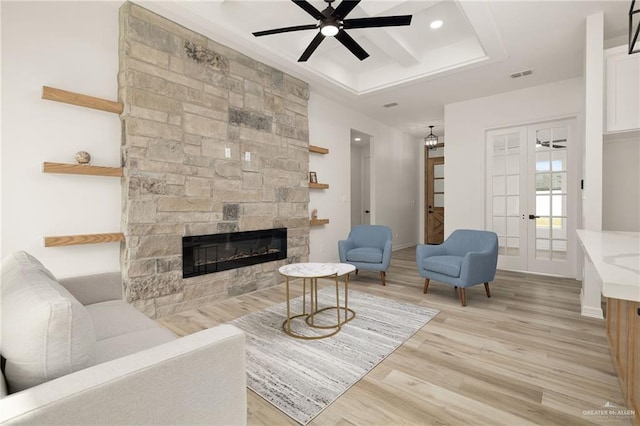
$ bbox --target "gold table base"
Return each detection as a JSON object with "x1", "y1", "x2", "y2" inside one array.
[{"x1": 282, "y1": 270, "x2": 355, "y2": 340}]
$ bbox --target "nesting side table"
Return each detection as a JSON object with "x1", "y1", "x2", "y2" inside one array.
[{"x1": 278, "y1": 262, "x2": 356, "y2": 339}]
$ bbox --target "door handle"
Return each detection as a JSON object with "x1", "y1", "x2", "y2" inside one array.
[{"x1": 528, "y1": 214, "x2": 540, "y2": 219}]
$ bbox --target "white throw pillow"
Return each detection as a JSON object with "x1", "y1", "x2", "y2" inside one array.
[{"x1": 0, "y1": 252, "x2": 96, "y2": 393}]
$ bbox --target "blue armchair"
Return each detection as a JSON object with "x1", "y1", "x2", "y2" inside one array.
[
  {"x1": 416, "y1": 229, "x2": 498, "y2": 306},
  {"x1": 338, "y1": 225, "x2": 393, "y2": 285}
]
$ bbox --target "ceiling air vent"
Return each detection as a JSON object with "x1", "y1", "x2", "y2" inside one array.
[
  {"x1": 383, "y1": 102, "x2": 399, "y2": 108},
  {"x1": 510, "y1": 69, "x2": 534, "y2": 79}
]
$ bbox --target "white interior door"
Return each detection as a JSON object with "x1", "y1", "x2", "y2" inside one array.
[
  {"x1": 526, "y1": 121, "x2": 577, "y2": 276},
  {"x1": 486, "y1": 119, "x2": 577, "y2": 277},
  {"x1": 487, "y1": 127, "x2": 528, "y2": 272}
]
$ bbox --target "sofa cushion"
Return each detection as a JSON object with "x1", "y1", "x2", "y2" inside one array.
[
  {"x1": 422, "y1": 255, "x2": 463, "y2": 278},
  {"x1": 346, "y1": 247, "x2": 383, "y2": 264},
  {"x1": 86, "y1": 300, "x2": 170, "y2": 341},
  {"x1": 1, "y1": 252, "x2": 96, "y2": 393},
  {"x1": 95, "y1": 328, "x2": 177, "y2": 364}
]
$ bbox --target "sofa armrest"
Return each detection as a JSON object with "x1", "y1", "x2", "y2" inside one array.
[
  {"x1": 58, "y1": 272, "x2": 123, "y2": 305},
  {"x1": 0, "y1": 324, "x2": 247, "y2": 425}
]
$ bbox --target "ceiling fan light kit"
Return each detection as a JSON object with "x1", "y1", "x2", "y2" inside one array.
[{"x1": 252, "y1": 0, "x2": 413, "y2": 62}]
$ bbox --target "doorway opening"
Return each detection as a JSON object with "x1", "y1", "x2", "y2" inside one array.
[
  {"x1": 424, "y1": 145, "x2": 445, "y2": 244},
  {"x1": 350, "y1": 130, "x2": 371, "y2": 227}
]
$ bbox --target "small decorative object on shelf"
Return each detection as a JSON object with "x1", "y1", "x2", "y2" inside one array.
[
  {"x1": 309, "y1": 171, "x2": 318, "y2": 183},
  {"x1": 75, "y1": 151, "x2": 91, "y2": 164},
  {"x1": 311, "y1": 208, "x2": 318, "y2": 219}
]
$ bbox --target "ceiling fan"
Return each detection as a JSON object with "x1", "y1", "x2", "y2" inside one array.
[{"x1": 252, "y1": 0, "x2": 413, "y2": 62}]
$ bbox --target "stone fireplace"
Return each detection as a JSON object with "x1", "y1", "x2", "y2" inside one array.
[{"x1": 118, "y1": 2, "x2": 310, "y2": 318}]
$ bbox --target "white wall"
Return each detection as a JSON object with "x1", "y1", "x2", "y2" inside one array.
[
  {"x1": 1, "y1": 2, "x2": 122, "y2": 277},
  {"x1": 308, "y1": 92, "x2": 420, "y2": 262},
  {"x1": 444, "y1": 78, "x2": 584, "y2": 237},
  {"x1": 583, "y1": 12, "x2": 604, "y2": 232},
  {"x1": 603, "y1": 137, "x2": 640, "y2": 231}
]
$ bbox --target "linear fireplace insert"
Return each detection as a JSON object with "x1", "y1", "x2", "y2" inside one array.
[{"x1": 182, "y1": 228, "x2": 287, "y2": 278}]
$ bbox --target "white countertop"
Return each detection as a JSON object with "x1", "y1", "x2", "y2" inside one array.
[{"x1": 577, "y1": 230, "x2": 640, "y2": 302}]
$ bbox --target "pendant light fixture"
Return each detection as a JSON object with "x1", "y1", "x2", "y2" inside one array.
[{"x1": 424, "y1": 125, "x2": 438, "y2": 149}]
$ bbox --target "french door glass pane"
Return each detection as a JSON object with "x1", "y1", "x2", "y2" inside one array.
[
  {"x1": 536, "y1": 239, "x2": 551, "y2": 260},
  {"x1": 434, "y1": 164, "x2": 444, "y2": 179},
  {"x1": 507, "y1": 237, "x2": 520, "y2": 255},
  {"x1": 493, "y1": 176, "x2": 506, "y2": 195},
  {"x1": 493, "y1": 197, "x2": 505, "y2": 215},
  {"x1": 552, "y1": 150, "x2": 567, "y2": 171},
  {"x1": 506, "y1": 175, "x2": 519, "y2": 194},
  {"x1": 553, "y1": 218, "x2": 567, "y2": 239},
  {"x1": 506, "y1": 155, "x2": 519, "y2": 174},
  {"x1": 507, "y1": 217, "x2": 519, "y2": 237},
  {"x1": 506, "y1": 196, "x2": 519, "y2": 215},
  {"x1": 536, "y1": 151, "x2": 551, "y2": 171},
  {"x1": 434, "y1": 178, "x2": 445, "y2": 193}
]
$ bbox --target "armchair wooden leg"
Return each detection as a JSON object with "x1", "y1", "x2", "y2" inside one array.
[
  {"x1": 423, "y1": 278, "x2": 430, "y2": 294},
  {"x1": 380, "y1": 271, "x2": 386, "y2": 286},
  {"x1": 460, "y1": 288, "x2": 467, "y2": 306},
  {"x1": 484, "y1": 282, "x2": 491, "y2": 298}
]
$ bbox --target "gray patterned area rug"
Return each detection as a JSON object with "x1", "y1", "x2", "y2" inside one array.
[{"x1": 229, "y1": 287, "x2": 439, "y2": 425}]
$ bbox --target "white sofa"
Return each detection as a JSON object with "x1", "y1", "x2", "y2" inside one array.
[{"x1": 0, "y1": 251, "x2": 247, "y2": 425}]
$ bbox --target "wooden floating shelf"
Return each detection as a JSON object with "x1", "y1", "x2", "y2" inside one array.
[
  {"x1": 43, "y1": 162, "x2": 123, "y2": 177},
  {"x1": 309, "y1": 145, "x2": 329, "y2": 154},
  {"x1": 310, "y1": 219, "x2": 330, "y2": 226},
  {"x1": 44, "y1": 232, "x2": 125, "y2": 248},
  {"x1": 42, "y1": 86, "x2": 123, "y2": 115},
  {"x1": 309, "y1": 182, "x2": 329, "y2": 189}
]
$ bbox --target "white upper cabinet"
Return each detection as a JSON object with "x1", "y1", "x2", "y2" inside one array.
[{"x1": 605, "y1": 45, "x2": 640, "y2": 133}]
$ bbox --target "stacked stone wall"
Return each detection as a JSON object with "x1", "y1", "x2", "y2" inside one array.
[{"x1": 119, "y1": 2, "x2": 310, "y2": 318}]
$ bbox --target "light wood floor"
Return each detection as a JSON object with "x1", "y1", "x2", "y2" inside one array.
[{"x1": 160, "y1": 247, "x2": 634, "y2": 426}]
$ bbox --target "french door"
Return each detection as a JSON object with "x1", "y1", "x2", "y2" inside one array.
[{"x1": 486, "y1": 119, "x2": 577, "y2": 277}]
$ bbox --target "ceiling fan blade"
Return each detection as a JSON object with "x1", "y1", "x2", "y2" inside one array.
[
  {"x1": 298, "y1": 32, "x2": 325, "y2": 62},
  {"x1": 332, "y1": 0, "x2": 360, "y2": 19},
  {"x1": 343, "y1": 15, "x2": 412, "y2": 29},
  {"x1": 334, "y1": 29, "x2": 369, "y2": 60},
  {"x1": 292, "y1": 0, "x2": 325, "y2": 20},
  {"x1": 253, "y1": 24, "x2": 317, "y2": 37}
]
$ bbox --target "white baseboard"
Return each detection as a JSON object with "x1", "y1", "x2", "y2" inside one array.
[
  {"x1": 393, "y1": 242, "x2": 417, "y2": 251},
  {"x1": 580, "y1": 289, "x2": 604, "y2": 319},
  {"x1": 581, "y1": 306, "x2": 604, "y2": 319}
]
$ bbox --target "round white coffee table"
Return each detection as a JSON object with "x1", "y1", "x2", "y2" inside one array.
[{"x1": 278, "y1": 262, "x2": 356, "y2": 339}]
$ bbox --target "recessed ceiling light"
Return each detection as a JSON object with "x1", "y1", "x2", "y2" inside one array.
[
  {"x1": 430, "y1": 20, "x2": 443, "y2": 29},
  {"x1": 354, "y1": 137, "x2": 361, "y2": 141}
]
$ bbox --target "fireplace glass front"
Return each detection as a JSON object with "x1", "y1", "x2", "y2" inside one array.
[{"x1": 182, "y1": 228, "x2": 287, "y2": 278}]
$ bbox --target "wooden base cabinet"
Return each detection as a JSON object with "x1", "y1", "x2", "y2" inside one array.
[{"x1": 607, "y1": 297, "x2": 640, "y2": 424}]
